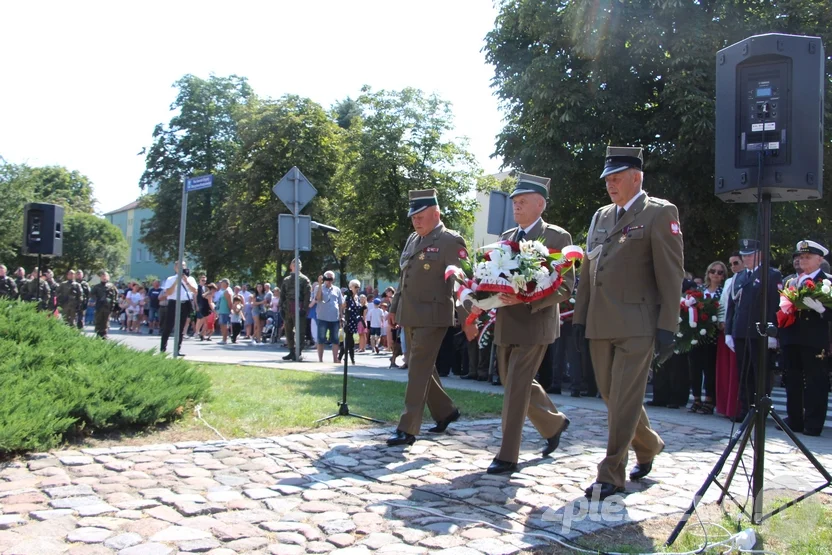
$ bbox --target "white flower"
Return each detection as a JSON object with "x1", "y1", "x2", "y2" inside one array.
[
  {"x1": 691, "y1": 339, "x2": 699, "y2": 345},
  {"x1": 700, "y1": 329, "x2": 707, "y2": 336},
  {"x1": 711, "y1": 315, "x2": 718, "y2": 322},
  {"x1": 486, "y1": 248, "x2": 518, "y2": 277},
  {"x1": 532, "y1": 269, "x2": 550, "y2": 285},
  {"x1": 676, "y1": 332, "x2": 684, "y2": 338},
  {"x1": 568, "y1": 298, "x2": 576, "y2": 304},
  {"x1": 690, "y1": 321, "x2": 698, "y2": 328},
  {"x1": 823, "y1": 285, "x2": 832, "y2": 295},
  {"x1": 824, "y1": 279, "x2": 831, "y2": 287},
  {"x1": 510, "y1": 273, "x2": 527, "y2": 292}
]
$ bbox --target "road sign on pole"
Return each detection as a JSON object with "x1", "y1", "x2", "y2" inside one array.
[
  {"x1": 273, "y1": 167, "x2": 318, "y2": 361},
  {"x1": 278, "y1": 214, "x2": 311, "y2": 251},
  {"x1": 173, "y1": 173, "x2": 212, "y2": 358},
  {"x1": 186, "y1": 174, "x2": 214, "y2": 192},
  {"x1": 273, "y1": 167, "x2": 317, "y2": 215}
]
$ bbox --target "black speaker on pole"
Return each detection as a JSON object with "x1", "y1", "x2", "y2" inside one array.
[
  {"x1": 22, "y1": 203, "x2": 64, "y2": 257},
  {"x1": 715, "y1": 33, "x2": 824, "y2": 203}
]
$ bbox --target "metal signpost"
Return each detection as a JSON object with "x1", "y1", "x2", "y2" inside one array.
[
  {"x1": 172, "y1": 174, "x2": 214, "y2": 358},
  {"x1": 274, "y1": 167, "x2": 317, "y2": 361}
]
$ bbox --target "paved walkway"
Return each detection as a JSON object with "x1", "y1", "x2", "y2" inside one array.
[{"x1": 2, "y1": 406, "x2": 831, "y2": 554}]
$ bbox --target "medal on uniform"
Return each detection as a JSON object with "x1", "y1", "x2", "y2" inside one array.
[
  {"x1": 418, "y1": 253, "x2": 425, "y2": 260},
  {"x1": 424, "y1": 264, "x2": 430, "y2": 270},
  {"x1": 619, "y1": 235, "x2": 627, "y2": 244}
]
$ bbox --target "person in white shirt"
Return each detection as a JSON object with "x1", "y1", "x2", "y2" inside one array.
[
  {"x1": 368, "y1": 297, "x2": 384, "y2": 353},
  {"x1": 126, "y1": 283, "x2": 145, "y2": 334},
  {"x1": 160, "y1": 261, "x2": 198, "y2": 355}
]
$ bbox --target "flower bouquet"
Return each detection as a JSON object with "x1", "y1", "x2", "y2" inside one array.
[
  {"x1": 444, "y1": 238, "x2": 583, "y2": 347},
  {"x1": 777, "y1": 277, "x2": 832, "y2": 328},
  {"x1": 559, "y1": 296, "x2": 576, "y2": 322},
  {"x1": 674, "y1": 289, "x2": 720, "y2": 354}
]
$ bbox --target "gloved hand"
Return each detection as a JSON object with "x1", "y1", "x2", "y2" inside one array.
[
  {"x1": 767, "y1": 336, "x2": 778, "y2": 350},
  {"x1": 654, "y1": 329, "x2": 675, "y2": 365},
  {"x1": 803, "y1": 297, "x2": 826, "y2": 314},
  {"x1": 573, "y1": 324, "x2": 586, "y2": 353},
  {"x1": 725, "y1": 335, "x2": 735, "y2": 352}
]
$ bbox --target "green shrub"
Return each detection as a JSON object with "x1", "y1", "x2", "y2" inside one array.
[{"x1": 0, "y1": 300, "x2": 211, "y2": 455}]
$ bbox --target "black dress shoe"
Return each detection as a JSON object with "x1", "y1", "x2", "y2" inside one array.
[
  {"x1": 584, "y1": 482, "x2": 624, "y2": 500},
  {"x1": 486, "y1": 458, "x2": 517, "y2": 475},
  {"x1": 282, "y1": 353, "x2": 295, "y2": 361},
  {"x1": 644, "y1": 400, "x2": 666, "y2": 407},
  {"x1": 570, "y1": 391, "x2": 581, "y2": 397},
  {"x1": 492, "y1": 378, "x2": 502, "y2": 386},
  {"x1": 666, "y1": 403, "x2": 680, "y2": 409},
  {"x1": 542, "y1": 418, "x2": 570, "y2": 456},
  {"x1": 476, "y1": 375, "x2": 489, "y2": 381},
  {"x1": 428, "y1": 409, "x2": 460, "y2": 433},
  {"x1": 629, "y1": 460, "x2": 653, "y2": 480},
  {"x1": 803, "y1": 429, "x2": 822, "y2": 437},
  {"x1": 546, "y1": 386, "x2": 562, "y2": 395},
  {"x1": 386, "y1": 430, "x2": 416, "y2": 447},
  {"x1": 459, "y1": 374, "x2": 475, "y2": 380}
]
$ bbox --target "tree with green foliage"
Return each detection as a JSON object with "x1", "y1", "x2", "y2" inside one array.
[
  {"x1": 56, "y1": 212, "x2": 128, "y2": 276},
  {"x1": 226, "y1": 95, "x2": 343, "y2": 282},
  {"x1": 0, "y1": 160, "x2": 97, "y2": 266},
  {"x1": 139, "y1": 74, "x2": 253, "y2": 278},
  {"x1": 333, "y1": 87, "x2": 479, "y2": 281},
  {"x1": 485, "y1": 0, "x2": 832, "y2": 273}
]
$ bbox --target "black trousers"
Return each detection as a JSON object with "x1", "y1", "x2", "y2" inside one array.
[
  {"x1": 555, "y1": 322, "x2": 581, "y2": 389},
  {"x1": 734, "y1": 338, "x2": 774, "y2": 416},
  {"x1": 465, "y1": 337, "x2": 491, "y2": 379},
  {"x1": 689, "y1": 342, "x2": 718, "y2": 399},
  {"x1": 160, "y1": 301, "x2": 190, "y2": 352},
  {"x1": 231, "y1": 322, "x2": 242, "y2": 342},
  {"x1": 576, "y1": 338, "x2": 598, "y2": 395},
  {"x1": 652, "y1": 352, "x2": 690, "y2": 406},
  {"x1": 783, "y1": 345, "x2": 830, "y2": 434}
]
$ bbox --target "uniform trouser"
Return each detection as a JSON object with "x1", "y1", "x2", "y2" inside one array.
[
  {"x1": 466, "y1": 338, "x2": 490, "y2": 379},
  {"x1": 76, "y1": 307, "x2": 85, "y2": 329},
  {"x1": 397, "y1": 326, "x2": 457, "y2": 436},
  {"x1": 589, "y1": 336, "x2": 665, "y2": 488},
  {"x1": 284, "y1": 312, "x2": 307, "y2": 352},
  {"x1": 783, "y1": 345, "x2": 830, "y2": 434},
  {"x1": 734, "y1": 338, "x2": 774, "y2": 416},
  {"x1": 94, "y1": 309, "x2": 110, "y2": 338},
  {"x1": 496, "y1": 343, "x2": 568, "y2": 463},
  {"x1": 160, "y1": 301, "x2": 190, "y2": 352},
  {"x1": 61, "y1": 307, "x2": 77, "y2": 326}
]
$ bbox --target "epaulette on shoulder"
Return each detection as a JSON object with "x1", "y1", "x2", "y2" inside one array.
[{"x1": 648, "y1": 197, "x2": 671, "y2": 206}]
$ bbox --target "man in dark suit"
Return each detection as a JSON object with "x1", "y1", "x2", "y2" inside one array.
[
  {"x1": 779, "y1": 240, "x2": 830, "y2": 436},
  {"x1": 386, "y1": 189, "x2": 474, "y2": 446},
  {"x1": 573, "y1": 146, "x2": 684, "y2": 500},
  {"x1": 725, "y1": 239, "x2": 782, "y2": 421},
  {"x1": 485, "y1": 173, "x2": 574, "y2": 475}
]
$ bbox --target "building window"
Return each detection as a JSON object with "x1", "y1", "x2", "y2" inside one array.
[
  {"x1": 146, "y1": 250, "x2": 153, "y2": 262},
  {"x1": 137, "y1": 248, "x2": 142, "y2": 262},
  {"x1": 128, "y1": 218, "x2": 134, "y2": 227}
]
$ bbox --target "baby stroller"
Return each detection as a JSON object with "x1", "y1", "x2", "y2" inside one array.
[{"x1": 262, "y1": 311, "x2": 280, "y2": 344}]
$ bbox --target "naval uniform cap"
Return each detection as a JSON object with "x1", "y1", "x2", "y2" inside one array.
[
  {"x1": 408, "y1": 189, "x2": 439, "y2": 217},
  {"x1": 738, "y1": 238, "x2": 761, "y2": 255},
  {"x1": 795, "y1": 240, "x2": 829, "y2": 257},
  {"x1": 509, "y1": 172, "x2": 551, "y2": 199},
  {"x1": 600, "y1": 146, "x2": 644, "y2": 179}
]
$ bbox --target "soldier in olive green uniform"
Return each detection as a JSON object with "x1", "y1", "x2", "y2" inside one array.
[
  {"x1": 280, "y1": 259, "x2": 312, "y2": 361},
  {"x1": 75, "y1": 270, "x2": 91, "y2": 329},
  {"x1": 573, "y1": 147, "x2": 684, "y2": 500},
  {"x1": 0, "y1": 264, "x2": 18, "y2": 299},
  {"x1": 90, "y1": 271, "x2": 118, "y2": 338},
  {"x1": 14, "y1": 268, "x2": 28, "y2": 299},
  {"x1": 57, "y1": 269, "x2": 83, "y2": 326},
  {"x1": 486, "y1": 174, "x2": 574, "y2": 475},
  {"x1": 386, "y1": 189, "x2": 473, "y2": 447},
  {"x1": 24, "y1": 272, "x2": 51, "y2": 310}
]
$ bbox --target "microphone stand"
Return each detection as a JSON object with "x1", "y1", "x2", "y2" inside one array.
[{"x1": 314, "y1": 229, "x2": 383, "y2": 425}]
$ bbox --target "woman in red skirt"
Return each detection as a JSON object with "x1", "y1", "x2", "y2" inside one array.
[{"x1": 716, "y1": 253, "x2": 742, "y2": 418}]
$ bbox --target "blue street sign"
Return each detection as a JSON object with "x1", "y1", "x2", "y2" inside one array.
[{"x1": 186, "y1": 175, "x2": 214, "y2": 192}]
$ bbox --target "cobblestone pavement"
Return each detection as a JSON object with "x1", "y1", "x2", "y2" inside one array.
[{"x1": 1, "y1": 409, "x2": 830, "y2": 555}]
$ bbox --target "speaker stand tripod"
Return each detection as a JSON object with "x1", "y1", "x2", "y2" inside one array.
[
  {"x1": 667, "y1": 193, "x2": 832, "y2": 545},
  {"x1": 315, "y1": 350, "x2": 383, "y2": 424}
]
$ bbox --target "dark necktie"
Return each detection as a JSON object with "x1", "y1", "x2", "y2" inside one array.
[
  {"x1": 517, "y1": 229, "x2": 526, "y2": 241},
  {"x1": 617, "y1": 207, "x2": 626, "y2": 223}
]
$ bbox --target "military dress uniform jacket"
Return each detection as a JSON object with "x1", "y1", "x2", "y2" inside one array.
[
  {"x1": 494, "y1": 220, "x2": 575, "y2": 346},
  {"x1": 778, "y1": 271, "x2": 832, "y2": 349},
  {"x1": 573, "y1": 193, "x2": 684, "y2": 338},
  {"x1": 279, "y1": 272, "x2": 312, "y2": 316},
  {"x1": 390, "y1": 223, "x2": 468, "y2": 328},
  {"x1": 725, "y1": 267, "x2": 782, "y2": 340},
  {"x1": 90, "y1": 282, "x2": 118, "y2": 311},
  {"x1": 0, "y1": 276, "x2": 17, "y2": 299},
  {"x1": 57, "y1": 280, "x2": 83, "y2": 308}
]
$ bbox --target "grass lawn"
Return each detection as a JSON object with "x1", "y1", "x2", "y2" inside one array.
[
  {"x1": 84, "y1": 363, "x2": 504, "y2": 446},
  {"x1": 546, "y1": 493, "x2": 832, "y2": 555}
]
